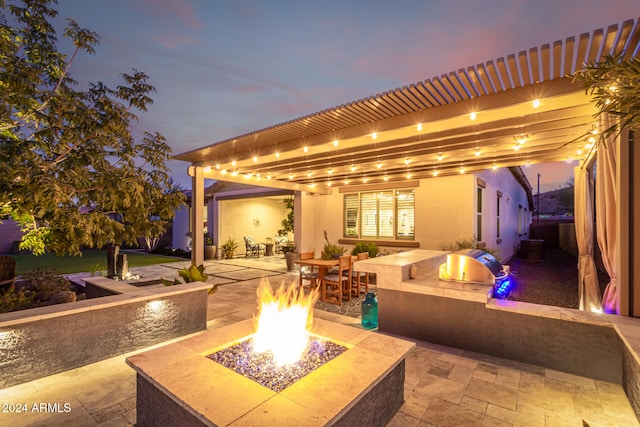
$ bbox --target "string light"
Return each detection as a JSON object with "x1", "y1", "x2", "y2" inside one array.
[
  {"x1": 204, "y1": 166, "x2": 211, "y2": 172},
  {"x1": 215, "y1": 163, "x2": 221, "y2": 169},
  {"x1": 231, "y1": 160, "x2": 237, "y2": 166},
  {"x1": 532, "y1": 99, "x2": 540, "y2": 108},
  {"x1": 332, "y1": 140, "x2": 339, "y2": 147},
  {"x1": 371, "y1": 132, "x2": 378, "y2": 139},
  {"x1": 303, "y1": 146, "x2": 309, "y2": 153},
  {"x1": 417, "y1": 123, "x2": 423, "y2": 131},
  {"x1": 253, "y1": 156, "x2": 258, "y2": 162},
  {"x1": 437, "y1": 153, "x2": 444, "y2": 161},
  {"x1": 469, "y1": 112, "x2": 477, "y2": 120},
  {"x1": 275, "y1": 152, "x2": 280, "y2": 158}
]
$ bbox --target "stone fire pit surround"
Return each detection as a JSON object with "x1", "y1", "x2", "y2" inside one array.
[{"x1": 127, "y1": 318, "x2": 415, "y2": 426}]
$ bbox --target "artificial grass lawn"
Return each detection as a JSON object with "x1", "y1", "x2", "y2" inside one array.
[{"x1": 10, "y1": 249, "x2": 183, "y2": 276}]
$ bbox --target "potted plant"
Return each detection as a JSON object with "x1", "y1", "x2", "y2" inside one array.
[
  {"x1": 221, "y1": 236, "x2": 238, "y2": 259},
  {"x1": 321, "y1": 230, "x2": 346, "y2": 259},
  {"x1": 285, "y1": 244, "x2": 299, "y2": 271},
  {"x1": 204, "y1": 234, "x2": 216, "y2": 260},
  {"x1": 277, "y1": 196, "x2": 294, "y2": 240}
]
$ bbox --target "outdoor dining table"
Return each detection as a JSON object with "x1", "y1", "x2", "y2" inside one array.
[
  {"x1": 295, "y1": 258, "x2": 340, "y2": 288},
  {"x1": 295, "y1": 257, "x2": 357, "y2": 303}
]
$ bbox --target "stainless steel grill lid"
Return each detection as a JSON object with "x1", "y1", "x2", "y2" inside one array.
[{"x1": 439, "y1": 249, "x2": 506, "y2": 285}]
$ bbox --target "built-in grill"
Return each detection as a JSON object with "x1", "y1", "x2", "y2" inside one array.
[{"x1": 438, "y1": 249, "x2": 513, "y2": 298}]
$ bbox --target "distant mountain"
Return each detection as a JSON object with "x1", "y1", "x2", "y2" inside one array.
[{"x1": 534, "y1": 186, "x2": 574, "y2": 218}]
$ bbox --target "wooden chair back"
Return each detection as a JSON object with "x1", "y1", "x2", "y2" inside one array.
[
  {"x1": 300, "y1": 252, "x2": 314, "y2": 260},
  {"x1": 0, "y1": 255, "x2": 17, "y2": 288}
]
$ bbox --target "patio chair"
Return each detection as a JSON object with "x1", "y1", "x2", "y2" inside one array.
[
  {"x1": 321, "y1": 255, "x2": 351, "y2": 305},
  {"x1": 348, "y1": 252, "x2": 370, "y2": 297},
  {"x1": 274, "y1": 235, "x2": 288, "y2": 253},
  {"x1": 0, "y1": 255, "x2": 17, "y2": 290},
  {"x1": 299, "y1": 252, "x2": 318, "y2": 291},
  {"x1": 244, "y1": 236, "x2": 265, "y2": 257}
]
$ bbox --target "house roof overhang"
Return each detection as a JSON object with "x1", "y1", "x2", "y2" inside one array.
[{"x1": 175, "y1": 18, "x2": 640, "y2": 196}]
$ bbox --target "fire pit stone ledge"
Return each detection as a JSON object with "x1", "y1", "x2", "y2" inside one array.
[{"x1": 127, "y1": 317, "x2": 415, "y2": 426}]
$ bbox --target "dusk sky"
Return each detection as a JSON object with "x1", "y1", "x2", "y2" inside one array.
[{"x1": 50, "y1": 0, "x2": 639, "y2": 193}]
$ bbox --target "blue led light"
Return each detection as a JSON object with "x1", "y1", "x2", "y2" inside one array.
[{"x1": 493, "y1": 279, "x2": 513, "y2": 299}]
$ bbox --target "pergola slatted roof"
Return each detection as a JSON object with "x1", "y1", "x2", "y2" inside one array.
[{"x1": 175, "y1": 18, "x2": 640, "y2": 195}]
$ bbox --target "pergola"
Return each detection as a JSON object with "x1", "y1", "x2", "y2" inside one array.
[{"x1": 175, "y1": 19, "x2": 640, "y2": 314}]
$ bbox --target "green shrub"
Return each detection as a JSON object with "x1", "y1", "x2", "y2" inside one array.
[
  {"x1": 0, "y1": 285, "x2": 35, "y2": 313},
  {"x1": 351, "y1": 242, "x2": 379, "y2": 257},
  {"x1": 21, "y1": 268, "x2": 71, "y2": 303}
]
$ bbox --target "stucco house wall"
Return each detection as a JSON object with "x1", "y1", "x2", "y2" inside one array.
[
  {"x1": 305, "y1": 168, "x2": 530, "y2": 261},
  {"x1": 176, "y1": 168, "x2": 531, "y2": 261},
  {"x1": 172, "y1": 205, "x2": 191, "y2": 251},
  {"x1": 476, "y1": 168, "x2": 532, "y2": 261},
  {"x1": 218, "y1": 197, "x2": 288, "y2": 254}
]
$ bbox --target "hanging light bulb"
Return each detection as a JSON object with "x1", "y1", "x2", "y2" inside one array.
[{"x1": 417, "y1": 123, "x2": 423, "y2": 131}]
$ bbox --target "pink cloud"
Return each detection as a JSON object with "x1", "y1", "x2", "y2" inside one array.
[
  {"x1": 138, "y1": 0, "x2": 202, "y2": 29},
  {"x1": 153, "y1": 33, "x2": 199, "y2": 49}
]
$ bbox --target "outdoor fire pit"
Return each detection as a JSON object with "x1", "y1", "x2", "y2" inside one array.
[{"x1": 127, "y1": 280, "x2": 415, "y2": 426}]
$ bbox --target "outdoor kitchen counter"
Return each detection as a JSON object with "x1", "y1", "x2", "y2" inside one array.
[
  {"x1": 356, "y1": 250, "x2": 640, "y2": 420},
  {"x1": 353, "y1": 249, "x2": 493, "y2": 303}
]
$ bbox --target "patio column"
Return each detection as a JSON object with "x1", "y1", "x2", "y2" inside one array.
[
  {"x1": 189, "y1": 165, "x2": 205, "y2": 266},
  {"x1": 294, "y1": 191, "x2": 317, "y2": 256}
]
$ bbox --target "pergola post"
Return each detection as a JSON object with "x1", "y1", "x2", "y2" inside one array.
[{"x1": 189, "y1": 165, "x2": 205, "y2": 266}]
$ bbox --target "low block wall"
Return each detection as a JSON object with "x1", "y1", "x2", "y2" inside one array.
[
  {"x1": 379, "y1": 289, "x2": 622, "y2": 383},
  {"x1": 0, "y1": 278, "x2": 210, "y2": 388}
]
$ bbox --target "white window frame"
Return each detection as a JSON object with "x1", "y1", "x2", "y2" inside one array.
[{"x1": 343, "y1": 189, "x2": 415, "y2": 240}]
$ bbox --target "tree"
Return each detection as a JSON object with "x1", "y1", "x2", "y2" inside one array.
[
  {"x1": 574, "y1": 54, "x2": 640, "y2": 141},
  {"x1": 0, "y1": 0, "x2": 185, "y2": 255}
]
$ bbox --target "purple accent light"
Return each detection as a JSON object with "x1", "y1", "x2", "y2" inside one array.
[{"x1": 493, "y1": 278, "x2": 513, "y2": 299}]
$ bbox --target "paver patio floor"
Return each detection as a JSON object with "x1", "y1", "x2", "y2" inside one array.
[{"x1": 1, "y1": 258, "x2": 638, "y2": 426}]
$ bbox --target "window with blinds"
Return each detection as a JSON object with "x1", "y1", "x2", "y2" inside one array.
[
  {"x1": 343, "y1": 189, "x2": 414, "y2": 240},
  {"x1": 344, "y1": 194, "x2": 359, "y2": 237},
  {"x1": 396, "y1": 190, "x2": 415, "y2": 239}
]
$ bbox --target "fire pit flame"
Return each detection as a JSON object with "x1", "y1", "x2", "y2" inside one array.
[{"x1": 253, "y1": 279, "x2": 319, "y2": 366}]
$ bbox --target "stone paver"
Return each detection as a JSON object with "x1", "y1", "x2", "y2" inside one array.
[{"x1": 3, "y1": 257, "x2": 638, "y2": 426}]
